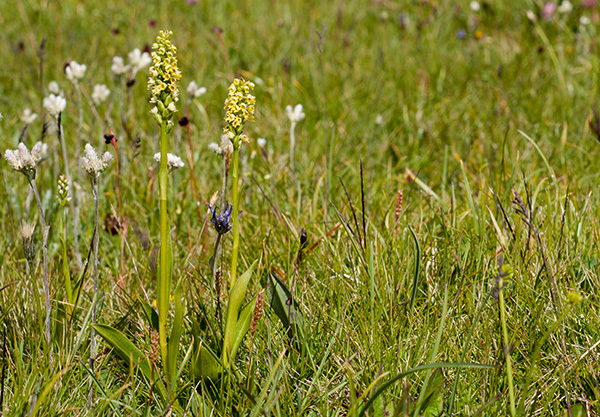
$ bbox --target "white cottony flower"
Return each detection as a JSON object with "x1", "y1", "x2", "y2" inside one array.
[
  {"x1": 375, "y1": 114, "x2": 384, "y2": 125},
  {"x1": 526, "y1": 10, "x2": 537, "y2": 22},
  {"x1": 470, "y1": 1, "x2": 480, "y2": 12},
  {"x1": 65, "y1": 61, "x2": 87, "y2": 83},
  {"x1": 580, "y1": 16, "x2": 591, "y2": 25},
  {"x1": 558, "y1": 1, "x2": 573, "y2": 13},
  {"x1": 111, "y1": 56, "x2": 130, "y2": 75},
  {"x1": 257, "y1": 137, "x2": 267, "y2": 147},
  {"x1": 128, "y1": 48, "x2": 152, "y2": 75},
  {"x1": 43, "y1": 94, "x2": 67, "y2": 118},
  {"x1": 82, "y1": 143, "x2": 112, "y2": 179},
  {"x1": 186, "y1": 81, "x2": 207, "y2": 98},
  {"x1": 0, "y1": 113, "x2": 3, "y2": 121},
  {"x1": 20, "y1": 109, "x2": 38, "y2": 124},
  {"x1": 92, "y1": 84, "x2": 111, "y2": 105},
  {"x1": 286, "y1": 104, "x2": 305, "y2": 124},
  {"x1": 4, "y1": 142, "x2": 47, "y2": 175},
  {"x1": 208, "y1": 142, "x2": 221, "y2": 154},
  {"x1": 48, "y1": 81, "x2": 61, "y2": 94},
  {"x1": 208, "y1": 134, "x2": 234, "y2": 156},
  {"x1": 153, "y1": 152, "x2": 185, "y2": 169}
]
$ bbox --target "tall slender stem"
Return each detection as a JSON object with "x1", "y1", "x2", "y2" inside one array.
[
  {"x1": 29, "y1": 177, "x2": 51, "y2": 359},
  {"x1": 499, "y1": 288, "x2": 516, "y2": 417},
  {"x1": 88, "y1": 178, "x2": 99, "y2": 407},
  {"x1": 158, "y1": 122, "x2": 171, "y2": 386},
  {"x1": 289, "y1": 122, "x2": 296, "y2": 171},
  {"x1": 230, "y1": 143, "x2": 241, "y2": 288}
]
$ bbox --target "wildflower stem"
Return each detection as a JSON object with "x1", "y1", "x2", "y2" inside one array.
[
  {"x1": 28, "y1": 177, "x2": 51, "y2": 358},
  {"x1": 289, "y1": 122, "x2": 296, "y2": 171},
  {"x1": 60, "y1": 205, "x2": 73, "y2": 316},
  {"x1": 498, "y1": 286, "x2": 516, "y2": 417},
  {"x1": 88, "y1": 178, "x2": 100, "y2": 407},
  {"x1": 230, "y1": 142, "x2": 241, "y2": 288},
  {"x1": 158, "y1": 121, "x2": 171, "y2": 386}
]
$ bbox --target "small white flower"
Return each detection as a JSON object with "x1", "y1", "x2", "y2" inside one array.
[
  {"x1": 167, "y1": 102, "x2": 177, "y2": 113},
  {"x1": 48, "y1": 81, "x2": 61, "y2": 94},
  {"x1": 208, "y1": 142, "x2": 221, "y2": 154},
  {"x1": 580, "y1": 16, "x2": 591, "y2": 25},
  {"x1": 82, "y1": 143, "x2": 112, "y2": 179},
  {"x1": 150, "y1": 106, "x2": 159, "y2": 115},
  {"x1": 128, "y1": 48, "x2": 152, "y2": 75},
  {"x1": 4, "y1": 142, "x2": 47, "y2": 174},
  {"x1": 111, "y1": 56, "x2": 130, "y2": 75},
  {"x1": 154, "y1": 152, "x2": 185, "y2": 170},
  {"x1": 65, "y1": 61, "x2": 87, "y2": 83},
  {"x1": 20, "y1": 109, "x2": 38, "y2": 124},
  {"x1": 375, "y1": 114, "x2": 384, "y2": 125},
  {"x1": 558, "y1": 1, "x2": 573, "y2": 13},
  {"x1": 43, "y1": 94, "x2": 67, "y2": 118},
  {"x1": 470, "y1": 1, "x2": 480, "y2": 12},
  {"x1": 286, "y1": 104, "x2": 306, "y2": 124},
  {"x1": 186, "y1": 81, "x2": 207, "y2": 98},
  {"x1": 92, "y1": 84, "x2": 111, "y2": 105},
  {"x1": 254, "y1": 77, "x2": 264, "y2": 86},
  {"x1": 0, "y1": 113, "x2": 3, "y2": 121},
  {"x1": 526, "y1": 10, "x2": 538, "y2": 22},
  {"x1": 208, "y1": 134, "x2": 234, "y2": 156},
  {"x1": 257, "y1": 137, "x2": 267, "y2": 147}
]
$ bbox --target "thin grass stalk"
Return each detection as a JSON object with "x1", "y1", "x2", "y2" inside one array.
[
  {"x1": 28, "y1": 177, "x2": 51, "y2": 357},
  {"x1": 57, "y1": 113, "x2": 82, "y2": 268},
  {"x1": 158, "y1": 121, "x2": 171, "y2": 386},
  {"x1": 230, "y1": 143, "x2": 241, "y2": 287},
  {"x1": 498, "y1": 285, "x2": 516, "y2": 417}
]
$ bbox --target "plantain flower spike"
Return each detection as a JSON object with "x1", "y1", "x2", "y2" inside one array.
[
  {"x1": 147, "y1": 30, "x2": 181, "y2": 130},
  {"x1": 223, "y1": 78, "x2": 256, "y2": 148}
]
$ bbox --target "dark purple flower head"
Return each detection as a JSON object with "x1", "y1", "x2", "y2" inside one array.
[
  {"x1": 456, "y1": 29, "x2": 467, "y2": 39},
  {"x1": 208, "y1": 201, "x2": 233, "y2": 235}
]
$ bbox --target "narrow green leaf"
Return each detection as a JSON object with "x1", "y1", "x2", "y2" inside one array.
[
  {"x1": 230, "y1": 296, "x2": 257, "y2": 362},
  {"x1": 266, "y1": 270, "x2": 304, "y2": 344},
  {"x1": 408, "y1": 226, "x2": 421, "y2": 315},
  {"x1": 168, "y1": 282, "x2": 184, "y2": 392}
]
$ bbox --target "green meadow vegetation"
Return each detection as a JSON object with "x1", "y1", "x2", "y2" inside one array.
[{"x1": 0, "y1": 0, "x2": 599, "y2": 415}]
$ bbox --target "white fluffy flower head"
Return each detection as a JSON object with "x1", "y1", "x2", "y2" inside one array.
[
  {"x1": 111, "y1": 56, "x2": 130, "y2": 75},
  {"x1": 20, "y1": 108, "x2": 38, "y2": 124},
  {"x1": 558, "y1": 1, "x2": 573, "y2": 13},
  {"x1": 92, "y1": 84, "x2": 111, "y2": 105},
  {"x1": 82, "y1": 143, "x2": 112, "y2": 179},
  {"x1": 48, "y1": 81, "x2": 61, "y2": 94},
  {"x1": 470, "y1": 1, "x2": 480, "y2": 11},
  {"x1": 187, "y1": 81, "x2": 207, "y2": 98},
  {"x1": 154, "y1": 152, "x2": 185, "y2": 170},
  {"x1": 128, "y1": 48, "x2": 152, "y2": 75},
  {"x1": 4, "y1": 142, "x2": 48, "y2": 177},
  {"x1": 65, "y1": 61, "x2": 87, "y2": 83},
  {"x1": 43, "y1": 94, "x2": 67, "y2": 118},
  {"x1": 286, "y1": 104, "x2": 305, "y2": 124}
]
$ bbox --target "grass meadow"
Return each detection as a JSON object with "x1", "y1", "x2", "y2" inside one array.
[{"x1": 0, "y1": 0, "x2": 599, "y2": 415}]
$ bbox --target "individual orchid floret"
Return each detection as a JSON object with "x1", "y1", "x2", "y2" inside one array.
[
  {"x1": 153, "y1": 152, "x2": 185, "y2": 170},
  {"x1": 92, "y1": 84, "x2": 111, "y2": 105},
  {"x1": 20, "y1": 108, "x2": 38, "y2": 124},
  {"x1": 48, "y1": 81, "x2": 61, "y2": 94},
  {"x1": 82, "y1": 143, "x2": 113, "y2": 180},
  {"x1": 4, "y1": 142, "x2": 48, "y2": 178},
  {"x1": 43, "y1": 94, "x2": 67, "y2": 118},
  {"x1": 286, "y1": 104, "x2": 305, "y2": 124},
  {"x1": 128, "y1": 48, "x2": 152, "y2": 76},
  {"x1": 65, "y1": 61, "x2": 87, "y2": 83},
  {"x1": 57, "y1": 173, "x2": 71, "y2": 206},
  {"x1": 147, "y1": 30, "x2": 181, "y2": 128},
  {"x1": 187, "y1": 81, "x2": 207, "y2": 98},
  {"x1": 111, "y1": 56, "x2": 130, "y2": 76}
]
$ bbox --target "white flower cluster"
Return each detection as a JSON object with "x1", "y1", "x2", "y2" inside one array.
[
  {"x1": 43, "y1": 94, "x2": 67, "y2": 118},
  {"x1": 92, "y1": 84, "x2": 111, "y2": 105},
  {"x1": 111, "y1": 48, "x2": 152, "y2": 77},
  {"x1": 4, "y1": 142, "x2": 48, "y2": 175},
  {"x1": 66, "y1": 61, "x2": 87, "y2": 83},
  {"x1": 48, "y1": 81, "x2": 61, "y2": 94},
  {"x1": 20, "y1": 109, "x2": 38, "y2": 124},
  {"x1": 286, "y1": 104, "x2": 305, "y2": 124},
  {"x1": 82, "y1": 143, "x2": 113, "y2": 179},
  {"x1": 208, "y1": 134, "x2": 234, "y2": 156},
  {"x1": 187, "y1": 81, "x2": 207, "y2": 98},
  {"x1": 153, "y1": 152, "x2": 185, "y2": 169}
]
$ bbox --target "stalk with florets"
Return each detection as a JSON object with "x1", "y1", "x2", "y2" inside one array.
[
  {"x1": 4, "y1": 142, "x2": 52, "y2": 353},
  {"x1": 222, "y1": 78, "x2": 255, "y2": 288},
  {"x1": 148, "y1": 29, "x2": 181, "y2": 387},
  {"x1": 81, "y1": 143, "x2": 113, "y2": 406}
]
